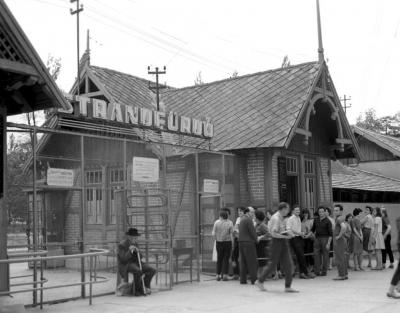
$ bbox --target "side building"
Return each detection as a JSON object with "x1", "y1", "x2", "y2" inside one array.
[{"x1": 333, "y1": 126, "x2": 400, "y2": 250}]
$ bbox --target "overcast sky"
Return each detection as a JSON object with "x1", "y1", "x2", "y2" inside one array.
[{"x1": 5, "y1": 0, "x2": 400, "y2": 124}]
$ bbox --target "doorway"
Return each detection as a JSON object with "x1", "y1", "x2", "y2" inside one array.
[{"x1": 199, "y1": 193, "x2": 221, "y2": 274}]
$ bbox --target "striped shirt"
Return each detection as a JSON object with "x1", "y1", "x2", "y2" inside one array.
[{"x1": 212, "y1": 219, "x2": 234, "y2": 242}]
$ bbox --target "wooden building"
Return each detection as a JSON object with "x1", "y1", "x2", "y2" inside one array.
[
  {"x1": 333, "y1": 126, "x2": 400, "y2": 250},
  {"x1": 24, "y1": 45, "x2": 362, "y2": 271},
  {"x1": 0, "y1": 0, "x2": 71, "y2": 293}
]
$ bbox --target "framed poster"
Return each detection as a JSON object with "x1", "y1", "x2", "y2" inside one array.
[
  {"x1": 47, "y1": 168, "x2": 74, "y2": 187},
  {"x1": 132, "y1": 157, "x2": 159, "y2": 182},
  {"x1": 203, "y1": 179, "x2": 219, "y2": 193}
]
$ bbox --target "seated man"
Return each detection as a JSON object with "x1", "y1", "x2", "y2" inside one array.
[{"x1": 117, "y1": 228, "x2": 156, "y2": 295}]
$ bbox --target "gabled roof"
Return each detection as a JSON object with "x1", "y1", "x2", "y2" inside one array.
[
  {"x1": 88, "y1": 65, "x2": 159, "y2": 110},
  {"x1": 332, "y1": 161, "x2": 400, "y2": 193},
  {"x1": 163, "y1": 62, "x2": 320, "y2": 151},
  {"x1": 353, "y1": 125, "x2": 400, "y2": 158},
  {"x1": 0, "y1": 0, "x2": 71, "y2": 115}
]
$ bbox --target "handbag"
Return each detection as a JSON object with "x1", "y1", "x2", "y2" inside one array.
[{"x1": 212, "y1": 241, "x2": 217, "y2": 262}]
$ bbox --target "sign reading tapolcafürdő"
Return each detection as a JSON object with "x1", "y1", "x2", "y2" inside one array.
[
  {"x1": 61, "y1": 94, "x2": 214, "y2": 138},
  {"x1": 47, "y1": 168, "x2": 74, "y2": 187}
]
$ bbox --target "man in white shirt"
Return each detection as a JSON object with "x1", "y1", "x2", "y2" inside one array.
[
  {"x1": 256, "y1": 202, "x2": 298, "y2": 293},
  {"x1": 287, "y1": 206, "x2": 315, "y2": 279}
]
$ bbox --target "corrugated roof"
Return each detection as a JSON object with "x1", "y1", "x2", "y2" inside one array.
[
  {"x1": 354, "y1": 125, "x2": 400, "y2": 158},
  {"x1": 89, "y1": 62, "x2": 321, "y2": 151},
  {"x1": 332, "y1": 161, "x2": 400, "y2": 193}
]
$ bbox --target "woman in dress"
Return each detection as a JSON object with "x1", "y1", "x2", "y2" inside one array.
[
  {"x1": 351, "y1": 208, "x2": 364, "y2": 271},
  {"x1": 344, "y1": 214, "x2": 353, "y2": 269},
  {"x1": 301, "y1": 209, "x2": 314, "y2": 272},
  {"x1": 371, "y1": 207, "x2": 385, "y2": 270},
  {"x1": 361, "y1": 206, "x2": 374, "y2": 267},
  {"x1": 381, "y1": 208, "x2": 394, "y2": 269},
  {"x1": 254, "y1": 210, "x2": 270, "y2": 277}
]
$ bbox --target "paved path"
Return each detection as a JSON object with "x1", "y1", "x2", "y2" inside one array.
[{"x1": 26, "y1": 264, "x2": 400, "y2": 313}]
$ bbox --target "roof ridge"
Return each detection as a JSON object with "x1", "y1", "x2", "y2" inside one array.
[
  {"x1": 354, "y1": 125, "x2": 400, "y2": 143},
  {"x1": 353, "y1": 167, "x2": 400, "y2": 183},
  {"x1": 163, "y1": 61, "x2": 319, "y2": 93},
  {"x1": 90, "y1": 64, "x2": 177, "y2": 89}
]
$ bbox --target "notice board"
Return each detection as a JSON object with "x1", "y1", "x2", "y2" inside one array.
[{"x1": 132, "y1": 157, "x2": 159, "y2": 182}]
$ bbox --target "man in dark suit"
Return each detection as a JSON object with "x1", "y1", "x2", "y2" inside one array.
[
  {"x1": 238, "y1": 207, "x2": 258, "y2": 284},
  {"x1": 118, "y1": 228, "x2": 156, "y2": 295}
]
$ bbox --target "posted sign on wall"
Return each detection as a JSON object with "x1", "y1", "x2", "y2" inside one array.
[
  {"x1": 203, "y1": 179, "x2": 219, "y2": 193},
  {"x1": 132, "y1": 157, "x2": 159, "y2": 183},
  {"x1": 47, "y1": 168, "x2": 74, "y2": 187}
]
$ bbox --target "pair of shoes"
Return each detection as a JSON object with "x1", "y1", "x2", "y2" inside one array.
[
  {"x1": 387, "y1": 292, "x2": 400, "y2": 299},
  {"x1": 222, "y1": 276, "x2": 229, "y2": 281},
  {"x1": 389, "y1": 264, "x2": 394, "y2": 269},
  {"x1": 299, "y1": 273, "x2": 309, "y2": 279},
  {"x1": 285, "y1": 287, "x2": 299, "y2": 293},
  {"x1": 256, "y1": 280, "x2": 266, "y2": 291},
  {"x1": 333, "y1": 277, "x2": 346, "y2": 281},
  {"x1": 217, "y1": 275, "x2": 222, "y2": 281},
  {"x1": 307, "y1": 273, "x2": 316, "y2": 279}
]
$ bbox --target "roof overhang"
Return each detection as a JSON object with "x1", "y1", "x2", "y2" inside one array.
[{"x1": 0, "y1": 0, "x2": 72, "y2": 116}]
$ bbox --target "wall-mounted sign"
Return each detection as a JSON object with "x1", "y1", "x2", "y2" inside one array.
[
  {"x1": 61, "y1": 94, "x2": 214, "y2": 138},
  {"x1": 132, "y1": 157, "x2": 159, "y2": 183},
  {"x1": 203, "y1": 179, "x2": 219, "y2": 193},
  {"x1": 47, "y1": 168, "x2": 74, "y2": 187}
]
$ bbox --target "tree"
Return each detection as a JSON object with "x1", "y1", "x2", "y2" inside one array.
[
  {"x1": 230, "y1": 70, "x2": 239, "y2": 78},
  {"x1": 194, "y1": 71, "x2": 204, "y2": 85},
  {"x1": 281, "y1": 55, "x2": 291, "y2": 68},
  {"x1": 356, "y1": 108, "x2": 400, "y2": 137},
  {"x1": 6, "y1": 135, "x2": 32, "y2": 221},
  {"x1": 46, "y1": 54, "x2": 62, "y2": 81}
]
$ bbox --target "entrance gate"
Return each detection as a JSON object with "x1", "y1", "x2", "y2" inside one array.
[{"x1": 199, "y1": 194, "x2": 221, "y2": 274}]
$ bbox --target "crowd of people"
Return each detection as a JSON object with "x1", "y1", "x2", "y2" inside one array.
[{"x1": 211, "y1": 203, "x2": 400, "y2": 298}]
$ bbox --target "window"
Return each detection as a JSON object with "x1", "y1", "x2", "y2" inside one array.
[
  {"x1": 304, "y1": 158, "x2": 316, "y2": 212},
  {"x1": 109, "y1": 168, "x2": 125, "y2": 224},
  {"x1": 286, "y1": 157, "x2": 298, "y2": 175},
  {"x1": 86, "y1": 169, "x2": 103, "y2": 224},
  {"x1": 304, "y1": 159, "x2": 315, "y2": 175}
]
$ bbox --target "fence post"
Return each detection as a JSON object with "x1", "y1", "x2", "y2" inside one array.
[{"x1": 80, "y1": 135, "x2": 86, "y2": 298}]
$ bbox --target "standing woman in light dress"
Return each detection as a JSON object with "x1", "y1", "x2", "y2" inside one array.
[
  {"x1": 371, "y1": 207, "x2": 385, "y2": 270},
  {"x1": 351, "y1": 208, "x2": 364, "y2": 271},
  {"x1": 361, "y1": 206, "x2": 374, "y2": 268}
]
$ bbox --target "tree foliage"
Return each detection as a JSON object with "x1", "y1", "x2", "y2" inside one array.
[
  {"x1": 281, "y1": 55, "x2": 291, "y2": 68},
  {"x1": 6, "y1": 134, "x2": 32, "y2": 221},
  {"x1": 356, "y1": 108, "x2": 400, "y2": 137},
  {"x1": 194, "y1": 71, "x2": 204, "y2": 85}
]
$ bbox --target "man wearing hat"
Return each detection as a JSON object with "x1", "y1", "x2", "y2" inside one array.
[{"x1": 117, "y1": 228, "x2": 156, "y2": 295}]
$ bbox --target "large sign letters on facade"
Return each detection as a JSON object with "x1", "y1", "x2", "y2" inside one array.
[{"x1": 62, "y1": 95, "x2": 214, "y2": 138}]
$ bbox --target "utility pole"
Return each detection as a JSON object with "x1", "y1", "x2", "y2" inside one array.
[
  {"x1": 70, "y1": 1, "x2": 85, "y2": 299},
  {"x1": 70, "y1": 0, "x2": 84, "y2": 96},
  {"x1": 340, "y1": 94, "x2": 351, "y2": 115},
  {"x1": 148, "y1": 66, "x2": 167, "y2": 110}
]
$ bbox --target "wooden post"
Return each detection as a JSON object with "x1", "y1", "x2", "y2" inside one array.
[
  {"x1": 80, "y1": 135, "x2": 85, "y2": 298},
  {"x1": 0, "y1": 104, "x2": 9, "y2": 292}
]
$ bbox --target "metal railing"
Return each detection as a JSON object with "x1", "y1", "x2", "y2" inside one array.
[{"x1": 0, "y1": 248, "x2": 110, "y2": 308}]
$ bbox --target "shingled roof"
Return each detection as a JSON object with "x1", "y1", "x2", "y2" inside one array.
[
  {"x1": 353, "y1": 125, "x2": 400, "y2": 158},
  {"x1": 332, "y1": 161, "x2": 400, "y2": 193},
  {"x1": 89, "y1": 65, "x2": 158, "y2": 110},
  {"x1": 162, "y1": 62, "x2": 321, "y2": 150}
]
